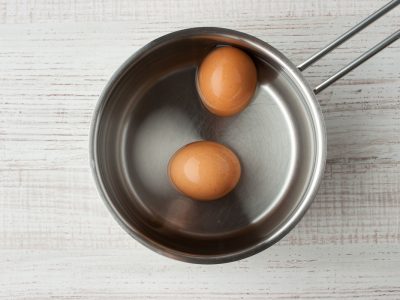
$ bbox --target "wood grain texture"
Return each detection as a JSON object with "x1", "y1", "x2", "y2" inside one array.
[{"x1": 0, "y1": 0, "x2": 399, "y2": 298}]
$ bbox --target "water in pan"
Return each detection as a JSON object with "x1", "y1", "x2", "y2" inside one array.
[{"x1": 120, "y1": 63, "x2": 298, "y2": 238}]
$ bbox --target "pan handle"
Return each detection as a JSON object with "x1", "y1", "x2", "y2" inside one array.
[{"x1": 297, "y1": 0, "x2": 400, "y2": 94}]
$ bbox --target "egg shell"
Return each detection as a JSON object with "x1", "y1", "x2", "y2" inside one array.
[
  {"x1": 197, "y1": 46, "x2": 257, "y2": 117},
  {"x1": 168, "y1": 141, "x2": 241, "y2": 201}
]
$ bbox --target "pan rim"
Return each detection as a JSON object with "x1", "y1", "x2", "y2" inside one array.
[{"x1": 89, "y1": 27, "x2": 327, "y2": 264}]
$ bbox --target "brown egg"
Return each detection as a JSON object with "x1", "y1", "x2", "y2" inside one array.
[
  {"x1": 168, "y1": 141, "x2": 241, "y2": 201},
  {"x1": 197, "y1": 46, "x2": 257, "y2": 117}
]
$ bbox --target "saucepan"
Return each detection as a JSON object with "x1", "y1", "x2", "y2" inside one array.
[{"x1": 90, "y1": 0, "x2": 399, "y2": 263}]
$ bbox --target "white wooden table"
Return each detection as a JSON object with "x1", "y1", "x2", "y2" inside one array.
[{"x1": 1, "y1": 0, "x2": 399, "y2": 298}]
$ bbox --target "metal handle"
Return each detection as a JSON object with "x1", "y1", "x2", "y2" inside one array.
[{"x1": 298, "y1": 0, "x2": 400, "y2": 94}]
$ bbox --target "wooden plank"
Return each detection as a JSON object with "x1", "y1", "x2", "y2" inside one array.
[{"x1": 1, "y1": 245, "x2": 400, "y2": 299}]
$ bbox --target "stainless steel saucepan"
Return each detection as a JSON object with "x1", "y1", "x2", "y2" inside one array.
[{"x1": 90, "y1": 1, "x2": 399, "y2": 263}]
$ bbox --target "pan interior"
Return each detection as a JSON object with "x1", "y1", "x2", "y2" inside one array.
[{"x1": 94, "y1": 31, "x2": 320, "y2": 260}]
